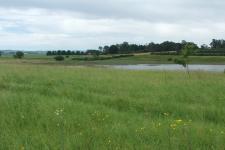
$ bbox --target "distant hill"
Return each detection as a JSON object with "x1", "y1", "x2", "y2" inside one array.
[{"x1": 0, "y1": 50, "x2": 46, "y2": 55}]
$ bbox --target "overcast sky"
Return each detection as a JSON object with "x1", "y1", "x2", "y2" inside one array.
[{"x1": 0, "y1": 0, "x2": 225, "y2": 50}]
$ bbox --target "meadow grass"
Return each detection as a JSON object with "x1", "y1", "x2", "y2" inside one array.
[
  {"x1": 0, "y1": 64, "x2": 225, "y2": 149},
  {"x1": 1, "y1": 54, "x2": 225, "y2": 65},
  {"x1": 89, "y1": 55, "x2": 225, "y2": 65}
]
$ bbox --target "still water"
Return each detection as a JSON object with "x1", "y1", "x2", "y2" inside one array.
[{"x1": 105, "y1": 64, "x2": 225, "y2": 72}]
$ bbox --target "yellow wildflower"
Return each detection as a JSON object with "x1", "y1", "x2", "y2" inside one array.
[
  {"x1": 170, "y1": 123, "x2": 177, "y2": 129},
  {"x1": 163, "y1": 113, "x2": 169, "y2": 116},
  {"x1": 175, "y1": 119, "x2": 182, "y2": 123},
  {"x1": 21, "y1": 146, "x2": 25, "y2": 150}
]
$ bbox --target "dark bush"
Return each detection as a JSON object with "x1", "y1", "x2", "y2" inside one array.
[
  {"x1": 168, "y1": 58, "x2": 173, "y2": 61},
  {"x1": 151, "y1": 51, "x2": 178, "y2": 55},
  {"x1": 54, "y1": 55, "x2": 65, "y2": 61},
  {"x1": 112, "y1": 54, "x2": 134, "y2": 58}
]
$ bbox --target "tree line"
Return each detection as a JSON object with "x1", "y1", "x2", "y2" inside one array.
[
  {"x1": 46, "y1": 50, "x2": 86, "y2": 56},
  {"x1": 101, "y1": 39, "x2": 225, "y2": 54},
  {"x1": 45, "y1": 39, "x2": 225, "y2": 56},
  {"x1": 209, "y1": 39, "x2": 225, "y2": 49}
]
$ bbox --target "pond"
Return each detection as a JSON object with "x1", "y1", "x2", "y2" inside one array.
[{"x1": 104, "y1": 64, "x2": 225, "y2": 72}]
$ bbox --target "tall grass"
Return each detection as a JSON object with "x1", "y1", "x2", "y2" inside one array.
[{"x1": 0, "y1": 64, "x2": 225, "y2": 149}]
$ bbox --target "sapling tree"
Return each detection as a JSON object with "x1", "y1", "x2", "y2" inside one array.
[{"x1": 174, "y1": 43, "x2": 198, "y2": 74}]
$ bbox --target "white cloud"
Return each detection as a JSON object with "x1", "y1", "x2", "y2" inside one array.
[{"x1": 0, "y1": 0, "x2": 224, "y2": 50}]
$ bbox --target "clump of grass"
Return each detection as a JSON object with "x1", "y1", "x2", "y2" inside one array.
[{"x1": 0, "y1": 64, "x2": 225, "y2": 149}]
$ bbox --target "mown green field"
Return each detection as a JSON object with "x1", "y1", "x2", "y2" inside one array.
[
  {"x1": 0, "y1": 63, "x2": 225, "y2": 149},
  {"x1": 1, "y1": 54, "x2": 225, "y2": 65}
]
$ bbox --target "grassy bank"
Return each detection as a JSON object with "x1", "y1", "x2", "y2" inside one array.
[
  {"x1": 1, "y1": 54, "x2": 225, "y2": 65},
  {"x1": 0, "y1": 64, "x2": 225, "y2": 149}
]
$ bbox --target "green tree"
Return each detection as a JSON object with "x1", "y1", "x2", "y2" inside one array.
[
  {"x1": 66, "y1": 50, "x2": 72, "y2": 55},
  {"x1": 46, "y1": 51, "x2": 52, "y2": 56},
  {"x1": 14, "y1": 51, "x2": 24, "y2": 59},
  {"x1": 201, "y1": 44, "x2": 209, "y2": 49},
  {"x1": 174, "y1": 43, "x2": 198, "y2": 74},
  {"x1": 98, "y1": 46, "x2": 103, "y2": 52},
  {"x1": 210, "y1": 39, "x2": 225, "y2": 49},
  {"x1": 120, "y1": 42, "x2": 129, "y2": 53},
  {"x1": 108, "y1": 45, "x2": 119, "y2": 54},
  {"x1": 103, "y1": 46, "x2": 110, "y2": 54}
]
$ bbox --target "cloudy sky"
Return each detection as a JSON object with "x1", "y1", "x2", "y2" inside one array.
[{"x1": 0, "y1": 0, "x2": 225, "y2": 50}]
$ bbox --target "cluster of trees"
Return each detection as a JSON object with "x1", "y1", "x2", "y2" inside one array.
[
  {"x1": 210, "y1": 39, "x2": 225, "y2": 49},
  {"x1": 47, "y1": 50, "x2": 104, "y2": 57},
  {"x1": 100, "y1": 42, "x2": 146, "y2": 54},
  {"x1": 46, "y1": 50, "x2": 85, "y2": 56},
  {"x1": 100, "y1": 39, "x2": 225, "y2": 55},
  {"x1": 101, "y1": 41, "x2": 198, "y2": 54},
  {"x1": 45, "y1": 39, "x2": 225, "y2": 56}
]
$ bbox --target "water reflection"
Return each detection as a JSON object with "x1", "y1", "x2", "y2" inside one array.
[{"x1": 106, "y1": 64, "x2": 225, "y2": 72}]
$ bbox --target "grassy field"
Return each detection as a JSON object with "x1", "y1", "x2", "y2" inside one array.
[
  {"x1": 0, "y1": 63, "x2": 225, "y2": 149},
  {"x1": 1, "y1": 54, "x2": 225, "y2": 65}
]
